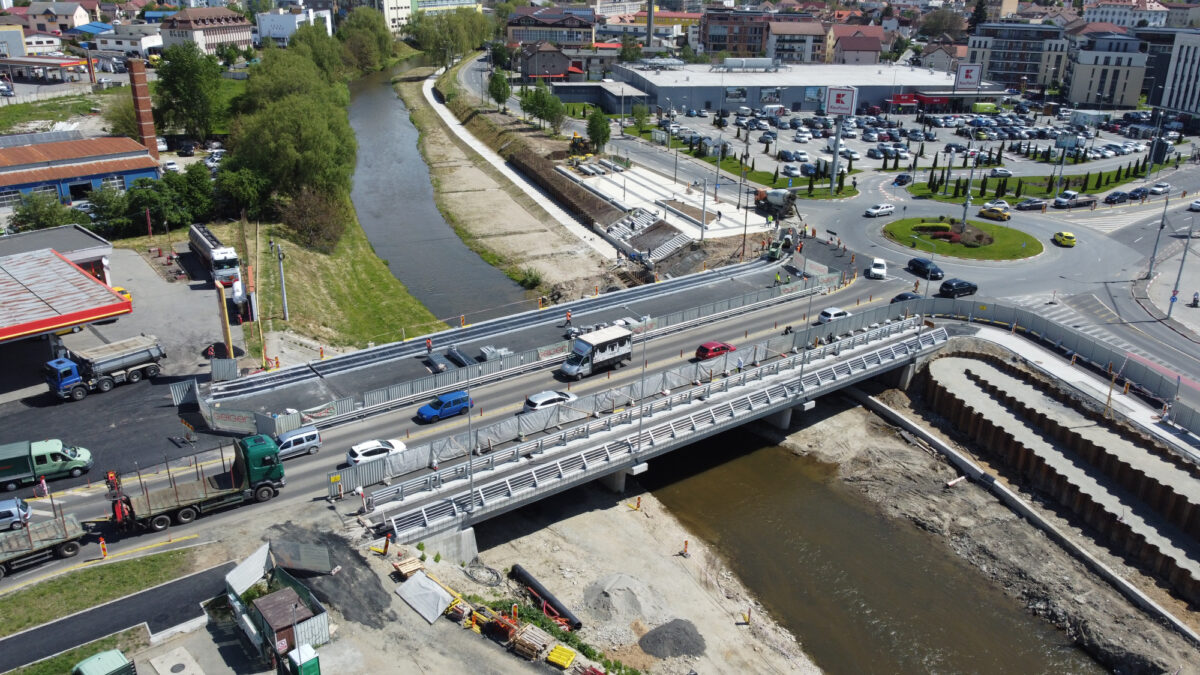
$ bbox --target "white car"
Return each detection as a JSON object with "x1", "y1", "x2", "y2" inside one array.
[
  {"x1": 793, "y1": 151, "x2": 809, "y2": 162},
  {"x1": 895, "y1": 150, "x2": 911, "y2": 161},
  {"x1": 161, "y1": 161, "x2": 180, "y2": 173},
  {"x1": 982, "y1": 199, "x2": 1011, "y2": 210},
  {"x1": 522, "y1": 390, "x2": 579, "y2": 413},
  {"x1": 781, "y1": 164, "x2": 802, "y2": 177},
  {"x1": 793, "y1": 132, "x2": 811, "y2": 143},
  {"x1": 817, "y1": 307, "x2": 851, "y2": 324},
  {"x1": 841, "y1": 128, "x2": 858, "y2": 138},
  {"x1": 865, "y1": 204, "x2": 895, "y2": 218},
  {"x1": 345, "y1": 439, "x2": 407, "y2": 465},
  {"x1": 989, "y1": 168, "x2": 1013, "y2": 178},
  {"x1": 1149, "y1": 182, "x2": 1171, "y2": 195},
  {"x1": 1189, "y1": 199, "x2": 1200, "y2": 212},
  {"x1": 866, "y1": 258, "x2": 887, "y2": 279}
]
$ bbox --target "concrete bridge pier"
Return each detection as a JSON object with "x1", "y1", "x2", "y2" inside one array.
[
  {"x1": 600, "y1": 462, "x2": 648, "y2": 493},
  {"x1": 764, "y1": 400, "x2": 816, "y2": 430},
  {"x1": 423, "y1": 526, "x2": 479, "y2": 565}
]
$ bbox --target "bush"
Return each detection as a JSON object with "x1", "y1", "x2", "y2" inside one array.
[
  {"x1": 913, "y1": 223, "x2": 950, "y2": 233},
  {"x1": 280, "y1": 188, "x2": 350, "y2": 254}
]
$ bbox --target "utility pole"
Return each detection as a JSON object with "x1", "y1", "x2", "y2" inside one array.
[
  {"x1": 1146, "y1": 190, "x2": 1171, "y2": 279},
  {"x1": 276, "y1": 244, "x2": 288, "y2": 321},
  {"x1": 1167, "y1": 218, "x2": 1194, "y2": 319}
]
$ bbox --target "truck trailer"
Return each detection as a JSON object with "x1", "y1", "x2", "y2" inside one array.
[
  {"x1": 107, "y1": 435, "x2": 285, "y2": 533},
  {"x1": 0, "y1": 512, "x2": 85, "y2": 579},
  {"x1": 44, "y1": 334, "x2": 166, "y2": 401},
  {"x1": 0, "y1": 440, "x2": 93, "y2": 492},
  {"x1": 188, "y1": 223, "x2": 241, "y2": 286},
  {"x1": 560, "y1": 325, "x2": 633, "y2": 380}
]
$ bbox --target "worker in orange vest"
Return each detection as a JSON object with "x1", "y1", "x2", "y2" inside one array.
[
  {"x1": 425, "y1": 338, "x2": 432, "y2": 355},
  {"x1": 565, "y1": 310, "x2": 573, "y2": 327}
]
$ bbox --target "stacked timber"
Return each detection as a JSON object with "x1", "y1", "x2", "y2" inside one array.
[{"x1": 511, "y1": 624, "x2": 553, "y2": 660}]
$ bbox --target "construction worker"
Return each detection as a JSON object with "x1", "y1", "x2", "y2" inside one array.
[
  {"x1": 785, "y1": 274, "x2": 792, "y2": 284},
  {"x1": 774, "y1": 272, "x2": 781, "y2": 286},
  {"x1": 565, "y1": 310, "x2": 572, "y2": 327},
  {"x1": 425, "y1": 338, "x2": 433, "y2": 355}
]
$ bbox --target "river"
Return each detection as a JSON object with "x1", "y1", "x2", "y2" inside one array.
[
  {"x1": 347, "y1": 60, "x2": 527, "y2": 324},
  {"x1": 347, "y1": 61, "x2": 1101, "y2": 672}
]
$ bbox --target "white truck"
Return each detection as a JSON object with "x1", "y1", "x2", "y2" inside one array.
[
  {"x1": 188, "y1": 223, "x2": 241, "y2": 286},
  {"x1": 560, "y1": 326, "x2": 633, "y2": 380}
]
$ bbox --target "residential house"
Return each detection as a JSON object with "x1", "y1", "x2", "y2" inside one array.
[
  {"x1": 95, "y1": 21, "x2": 161, "y2": 56},
  {"x1": 26, "y1": 2, "x2": 90, "y2": 34},
  {"x1": 834, "y1": 34, "x2": 881, "y2": 64},
  {"x1": 506, "y1": 6, "x2": 596, "y2": 49},
  {"x1": 967, "y1": 22, "x2": 1068, "y2": 89},
  {"x1": 256, "y1": 4, "x2": 332, "y2": 46},
  {"x1": 824, "y1": 24, "x2": 885, "y2": 63},
  {"x1": 160, "y1": 6, "x2": 251, "y2": 54},
  {"x1": 24, "y1": 31, "x2": 63, "y2": 53},
  {"x1": 1161, "y1": 1, "x2": 1200, "y2": 26},
  {"x1": 76, "y1": 0, "x2": 101, "y2": 21},
  {"x1": 561, "y1": 45, "x2": 620, "y2": 79},
  {"x1": 766, "y1": 20, "x2": 823, "y2": 63},
  {"x1": 1082, "y1": 0, "x2": 1169, "y2": 27},
  {"x1": 1063, "y1": 29, "x2": 1146, "y2": 107},
  {"x1": 920, "y1": 41, "x2": 967, "y2": 72},
  {"x1": 518, "y1": 40, "x2": 573, "y2": 81},
  {"x1": 984, "y1": 0, "x2": 1019, "y2": 20}
]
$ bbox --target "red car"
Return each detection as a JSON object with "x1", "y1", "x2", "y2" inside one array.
[{"x1": 695, "y1": 341, "x2": 736, "y2": 360}]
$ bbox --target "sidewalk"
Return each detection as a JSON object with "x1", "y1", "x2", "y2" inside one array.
[{"x1": 1142, "y1": 232, "x2": 1200, "y2": 343}]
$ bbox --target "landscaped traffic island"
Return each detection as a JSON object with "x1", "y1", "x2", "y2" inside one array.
[{"x1": 882, "y1": 217, "x2": 1043, "y2": 260}]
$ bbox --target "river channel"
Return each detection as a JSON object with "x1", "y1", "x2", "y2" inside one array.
[
  {"x1": 348, "y1": 63, "x2": 1101, "y2": 672},
  {"x1": 347, "y1": 60, "x2": 527, "y2": 324}
]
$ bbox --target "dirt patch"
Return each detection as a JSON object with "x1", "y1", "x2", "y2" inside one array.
[{"x1": 778, "y1": 387, "x2": 1199, "y2": 673}]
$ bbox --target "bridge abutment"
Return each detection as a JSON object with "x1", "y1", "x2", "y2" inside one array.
[
  {"x1": 599, "y1": 462, "x2": 648, "y2": 492},
  {"x1": 423, "y1": 526, "x2": 478, "y2": 565}
]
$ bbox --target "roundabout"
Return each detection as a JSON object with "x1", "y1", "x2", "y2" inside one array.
[{"x1": 882, "y1": 217, "x2": 1044, "y2": 260}]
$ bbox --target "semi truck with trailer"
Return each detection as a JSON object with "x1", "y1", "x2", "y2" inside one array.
[
  {"x1": 44, "y1": 334, "x2": 166, "y2": 401},
  {"x1": 0, "y1": 511, "x2": 85, "y2": 579},
  {"x1": 188, "y1": 223, "x2": 241, "y2": 286},
  {"x1": 559, "y1": 325, "x2": 633, "y2": 380},
  {"x1": 0, "y1": 440, "x2": 94, "y2": 492},
  {"x1": 107, "y1": 434, "x2": 285, "y2": 533}
]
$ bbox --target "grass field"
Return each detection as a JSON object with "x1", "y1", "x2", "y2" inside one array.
[
  {"x1": 0, "y1": 549, "x2": 193, "y2": 639},
  {"x1": 882, "y1": 217, "x2": 1044, "y2": 260},
  {"x1": 0, "y1": 94, "x2": 103, "y2": 133}
]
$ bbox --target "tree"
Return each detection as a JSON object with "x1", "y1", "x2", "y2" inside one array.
[
  {"x1": 492, "y1": 3, "x2": 516, "y2": 39},
  {"x1": 969, "y1": 0, "x2": 988, "y2": 32},
  {"x1": 338, "y1": 7, "x2": 393, "y2": 71},
  {"x1": 544, "y1": 95, "x2": 567, "y2": 135},
  {"x1": 239, "y1": 48, "x2": 347, "y2": 114},
  {"x1": 619, "y1": 34, "x2": 641, "y2": 62},
  {"x1": 631, "y1": 104, "x2": 649, "y2": 134},
  {"x1": 102, "y1": 94, "x2": 139, "y2": 139},
  {"x1": 215, "y1": 167, "x2": 271, "y2": 219},
  {"x1": 920, "y1": 9, "x2": 965, "y2": 39},
  {"x1": 280, "y1": 188, "x2": 350, "y2": 253},
  {"x1": 155, "y1": 42, "x2": 223, "y2": 140},
  {"x1": 587, "y1": 108, "x2": 611, "y2": 153},
  {"x1": 229, "y1": 93, "x2": 356, "y2": 197},
  {"x1": 216, "y1": 43, "x2": 241, "y2": 68},
  {"x1": 125, "y1": 178, "x2": 191, "y2": 236},
  {"x1": 290, "y1": 24, "x2": 349, "y2": 82},
  {"x1": 488, "y1": 70, "x2": 511, "y2": 112},
  {"x1": 9, "y1": 192, "x2": 77, "y2": 232},
  {"x1": 490, "y1": 42, "x2": 513, "y2": 70},
  {"x1": 85, "y1": 186, "x2": 131, "y2": 237}
]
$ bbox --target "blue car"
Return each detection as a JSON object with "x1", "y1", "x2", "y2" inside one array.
[{"x1": 416, "y1": 391, "x2": 473, "y2": 423}]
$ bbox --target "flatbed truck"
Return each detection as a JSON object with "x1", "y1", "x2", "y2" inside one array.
[
  {"x1": 0, "y1": 512, "x2": 85, "y2": 579},
  {"x1": 108, "y1": 435, "x2": 285, "y2": 533}
]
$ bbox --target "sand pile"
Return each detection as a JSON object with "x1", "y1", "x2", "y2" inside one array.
[
  {"x1": 583, "y1": 573, "x2": 664, "y2": 623},
  {"x1": 638, "y1": 618, "x2": 706, "y2": 658}
]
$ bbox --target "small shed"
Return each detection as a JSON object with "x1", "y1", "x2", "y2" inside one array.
[{"x1": 252, "y1": 587, "x2": 314, "y2": 656}]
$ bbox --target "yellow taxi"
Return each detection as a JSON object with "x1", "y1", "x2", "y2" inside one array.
[
  {"x1": 978, "y1": 206, "x2": 1012, "y2": 221},
  {"x1": 1053, "y1": 231, "x2": 1077, "y2": 247}
]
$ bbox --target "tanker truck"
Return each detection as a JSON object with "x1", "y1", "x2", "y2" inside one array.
[
  {"x1": 44, "y1": 334, "x2": 166, "y2": 401},
  {"x1": 188, "y1": 223, "x2": 241, "y2": 287}
]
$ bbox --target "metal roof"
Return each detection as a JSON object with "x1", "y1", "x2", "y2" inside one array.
[
  {"x1": 0, "y1": 249, "x2": 130, "y2": 343},
  {"x1": 0, "y1": 55, "x2": 91, "y2": 67},
  {"x1": 0, "y1": 224, "x2": 110, "y2": 257},
  {"x1": 0, "y1": 130, "x2": 83, "y2": 149}
]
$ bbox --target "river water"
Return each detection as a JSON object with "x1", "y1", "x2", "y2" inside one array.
[
  {"x1": 347, "y1": 63, "x2": 1102, "y2": 672},
  {"x1": 347, "y1": 60, "x2": 527, "y2": 324}
]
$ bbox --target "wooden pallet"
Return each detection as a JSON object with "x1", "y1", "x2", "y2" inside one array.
[
  {"x1": 511, "y1": 624, "x2": 553, "y2": 660},
  {"x1": 391, "y1": 557, "x2": 424, "y2": 580}
]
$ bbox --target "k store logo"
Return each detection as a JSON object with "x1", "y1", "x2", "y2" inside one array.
[{"x1": 835, "y1": 93, "x2": 846, "y2": 104}]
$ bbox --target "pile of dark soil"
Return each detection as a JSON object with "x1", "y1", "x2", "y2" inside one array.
[{"x1": 638, "y1": 618, "x2": 706, "y2": 658}]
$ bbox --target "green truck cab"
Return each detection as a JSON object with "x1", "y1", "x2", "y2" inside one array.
[
  {"x1": 0, "y1": 440, "x2": 94, "y2": 492},
  {"x1": 109, "y1": 434, "x2": 284, "y2": 533}
]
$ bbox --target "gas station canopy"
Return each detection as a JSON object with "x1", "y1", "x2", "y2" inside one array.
[{"x1": 0, "y1": 248, "x2": 130, "y2": 343}]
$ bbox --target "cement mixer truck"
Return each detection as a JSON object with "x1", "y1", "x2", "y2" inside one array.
[{"x1": 755, "y1": 188, "x2": 799, "y2": 220}]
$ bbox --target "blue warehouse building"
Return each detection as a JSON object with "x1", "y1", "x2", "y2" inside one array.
[{"x1": 0, "y1": 131, "x2": 159, "y2": 211}]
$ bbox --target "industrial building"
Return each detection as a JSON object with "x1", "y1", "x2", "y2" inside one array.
[{"x1": 0, "y1": 131, "x2": 158, "y2": 210}]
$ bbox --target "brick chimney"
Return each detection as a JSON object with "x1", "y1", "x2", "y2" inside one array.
[{"x1": 127, "y1": 58, "x2": 158, "y2": 160}]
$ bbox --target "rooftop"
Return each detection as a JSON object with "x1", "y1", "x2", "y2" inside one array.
[
  {"x1": 0, "y1": 247, "x2": 129, "y2": 343},
  {"x1": 620, "y1": 62, "x2": 984, "y2": 90}
]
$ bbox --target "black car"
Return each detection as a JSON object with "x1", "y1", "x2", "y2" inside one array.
[
  {"x1": 893, "y1": 173, "x2": 913, "y2": 186},
  {"x1": 939, "y1": 278, "x2": 978, "y2": 298},
  {"x1": 907, "y1": 257, "x2": 945, "y2": 280},
  {"x1": 178, "y1": 142, "x2": 195, "y2": 157},
  {"x1": 1128, "y1": 187, "x2": 1150, "y2": 200},
  {"x1": 890, "y1": 292, "x2": 922, "y2": 304},
  {"x1": 1015, "y1": 198, "x2": 1047, "y2": 211},
  {"x1": 944, "y1": 143, "x2": 967, "y2": 154},
  {"x1": 778, "y1": 149, "x2": 795, "y2": 162},
  {"x1": 1104, "y1": 191, "x2": 1129, "y2": 204}
]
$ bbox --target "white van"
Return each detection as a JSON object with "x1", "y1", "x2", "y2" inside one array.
[
  {"x1": 826, "y1": 138, "x2": 844, "y2": 154},
  {"x1": 736, "y1": 106, "x2": 752, "y2": 117}
]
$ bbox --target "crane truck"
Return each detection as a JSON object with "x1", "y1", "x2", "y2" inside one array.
[
  {"x1": 107, "y1": 434, "x2": 285, "y2": 533},
  {"x1": 44, "y1": 334, "x2": 166, "y2": 401}
]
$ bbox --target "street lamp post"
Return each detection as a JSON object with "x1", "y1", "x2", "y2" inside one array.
[
  {"x1": 912, "y1": 235, "x2": 937, "y2": 329},
  {"x1": 277, "y1": 244, "x2": 288, "y2": 321},
  {"x1": 465, "y1": 365, "x2": 477, "y2": 512},
  {"x1": 1167, "y1": 217, "x2": 1195, "y2": 320},
  {"x1": 1147, "y1": 188, "x2": 1172, "y2": 279}
]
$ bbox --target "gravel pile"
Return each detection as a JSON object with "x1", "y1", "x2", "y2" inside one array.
[
  {"x1": 638, "y1": 618, "x2": 706, "y2": 658},
  {"x1": 583, "y1": 573, "x2": 663, "y2": 623}
]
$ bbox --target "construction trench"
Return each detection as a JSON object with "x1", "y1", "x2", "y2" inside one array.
[{"x1": 923, "y1": 352, "x2": 1200, "y2": 607}]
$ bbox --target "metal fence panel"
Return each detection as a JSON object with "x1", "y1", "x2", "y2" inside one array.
[
  {"x1": 208, "y1": 408, "x2": 258, "y2": 434},
  {"x1": 211, "y1": 358, "x2": 239, "y2": 382},
  {"x1": 170, "y1": 379, "x2": 198, "y2": 407}
]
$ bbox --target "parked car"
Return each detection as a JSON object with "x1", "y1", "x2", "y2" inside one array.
[
  {"x1": 695, "y1": 341, "x2": 737, "y2": 360},
  {"x1": 866, "y1": 148, "x2": 884, "y2": 159},
  {"x1": 782, "y1": 164, "x2": 802, "y2": 177},
  {"x1": 907, "y1": 257, "x2": 944, "y2": 280},
  {"x1": 938, "y1": 278, "x2": 978, "y2": 298},
  {"x1": 0, "y1": 497, "x2": 31, "y2": 530},
  {"x1": 1189, "y1": 199, "x2": 1200, "y2": 212},
  {"x1": 1149, "y1": 182, "x2": 1171, "y2": 195},
  {"x1": 416, "y1": 390, "x2": 473, "y2": 422},
  {"x1": 989, "y1": 168, "x2": 1013, "y2": 178},
  {"x1": 978, "y1": 206, "x2": 1011, "y2": 221},
  {"x1": 345, "y1": 439, "x2": 406, "y2": 465},
  {"x1": 817, "y1": 307, "x2": 851, "y2": 324},
  {"x1": 865, "y1": 203, "x2": 895, "y2": 217},
  {"x1": 890, "y1": 292, "x2": 922, "y2": 304},
  {"x1": 840, "y1": 148, "x2": 861, "y2": 161},
  {"x1": 161, "y1": 161, "x2": 180, "y2": 173},
  {"x1": 793, "y1": 151, "x2": 809, "y2": 163},
  {"x1": 1104, "y1": 191, "x2": 1129, "y2": 204},
  {"x1": 778, "y1": 149, "x2": 795, "y2": 162},
  {"x1": 1053, "y1": 231, "x2": 1077, "y2": 247},
  {"x1": 793, "y1": 131, "x2": 811, "y2": 143},
  {"x1": 522, "y1": 390, "x2": 579, "y2": 413},
  {"x1": 866, "y1": 258, "x2": 888, "y2": 279},
  {"x1": 178, "y1": 142, "x2": 195, "y2": 157}
]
